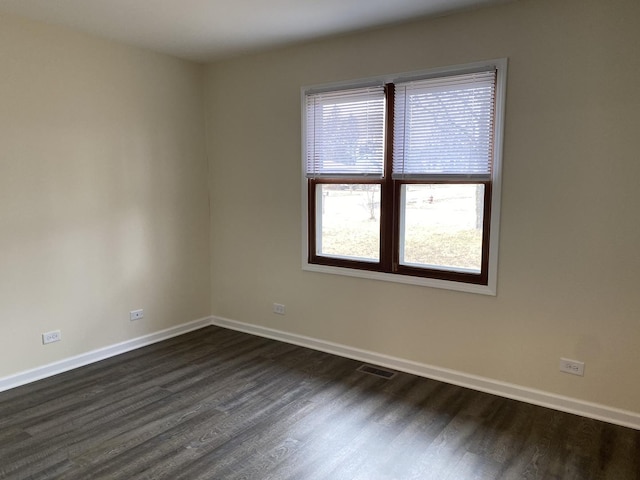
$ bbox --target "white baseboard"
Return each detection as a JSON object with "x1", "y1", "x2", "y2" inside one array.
[
  {"x1": 3, "y1": 314, "x2": 638, "y2": 431},
  {"x1": 211, "y1": 316, "x2": 640, "y2": 431},
  {"x1": 0, "y1": 316, "x2": 213, "y2": 393}
]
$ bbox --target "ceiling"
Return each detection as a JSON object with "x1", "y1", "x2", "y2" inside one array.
[{"x1": 0, "y1": 0, "x2": 510, "y2": 62}]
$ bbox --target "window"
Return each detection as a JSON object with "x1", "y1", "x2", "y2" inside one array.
[{"x1": 302, "y1": 60, "x2": 506, "y2": 294}]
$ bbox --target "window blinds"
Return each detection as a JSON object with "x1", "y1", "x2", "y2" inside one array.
[
  {"x1": 305, "y1": 86, "x2": 385, "y2": 178},
  {"x1": 393, "y1": 70, "x2": 496, "y2": 180}
]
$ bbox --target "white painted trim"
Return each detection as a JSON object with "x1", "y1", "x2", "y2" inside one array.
[
  {"x1": 0, "y1": 316, "x2": 213, "y2": 393},
  {"x1": 211, "y1": 316, "x2": 640, "y2": 431},
  {"x1": 302, "y1": 263, "x2": 495, "y2": 295}
]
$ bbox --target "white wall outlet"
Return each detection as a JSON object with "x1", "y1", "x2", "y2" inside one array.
[
  {"x1": 130, "y1": 309, "x2": 144, "y2": 321},
  {"x1": 273, "y1": 303, "x2": 286, "y2": 315},
  {"x1": 559, "y1": 358, "x2": 585, "y2": 376},
  {"x1": 42, "y1": 330, "x2": 62, "y2": 344}
]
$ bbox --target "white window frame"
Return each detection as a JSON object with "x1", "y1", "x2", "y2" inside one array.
[{"x1": 301, "y1": 59, "x2": 507, "y2": 295}]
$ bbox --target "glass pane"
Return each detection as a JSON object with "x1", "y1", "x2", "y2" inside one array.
[
  {"x1": 316, "y1": 184, "x2": 380, "y2": 262},
  {"x1": 399, "y1": 184, "x2": 484, "y2": 272}
]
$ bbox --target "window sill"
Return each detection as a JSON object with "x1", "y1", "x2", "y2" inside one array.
[{"x1": 302, "y1": 262, "x2": 497, "y2": 296}]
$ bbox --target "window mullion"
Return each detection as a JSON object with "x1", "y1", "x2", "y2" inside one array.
[{"x1": 380, "y1": 83, "x2": 396, "y2": 273}]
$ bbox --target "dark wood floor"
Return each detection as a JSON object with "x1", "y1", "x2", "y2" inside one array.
[{"x1": 0, "y1": 326, "x2": 638, "y2": 480}]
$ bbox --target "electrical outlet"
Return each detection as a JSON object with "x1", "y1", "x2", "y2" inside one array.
[
  {"x1": 42, "y1": 330, "x2": 62, "y2": 345},
  {"x1": 559, "y1": 358, "x2": 585, "y2": 376},
  {"x1": 130, "y1": 309, "x2": 144, "y2": 321},
  {"x1": 273, "y1": 303, "x2": 286, "y2": 315}
]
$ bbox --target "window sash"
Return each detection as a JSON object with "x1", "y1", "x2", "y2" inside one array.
[
  {"x1": 392, "y1": 180, "x2": 492, "y2": 285},
  {"x1": 307, "y1": 179, "x2": 386, "y2": 273}
]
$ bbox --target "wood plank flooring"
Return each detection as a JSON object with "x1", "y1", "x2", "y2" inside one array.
[{"x1": 0, "y1": 326, "x2": 638, "y2": 479}]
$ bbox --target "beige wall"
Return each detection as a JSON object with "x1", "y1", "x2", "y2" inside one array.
[
  {"x1": 0, "y1": 14, "x2": 210, "y2": 377},
  {"x1": 205, "y1": 0, "x2": 640, "y2": 413}
]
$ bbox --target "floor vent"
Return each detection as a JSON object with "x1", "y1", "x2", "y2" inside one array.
[{"x1": 357, "y1": 364, "x2": 397, "y2": 379}]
